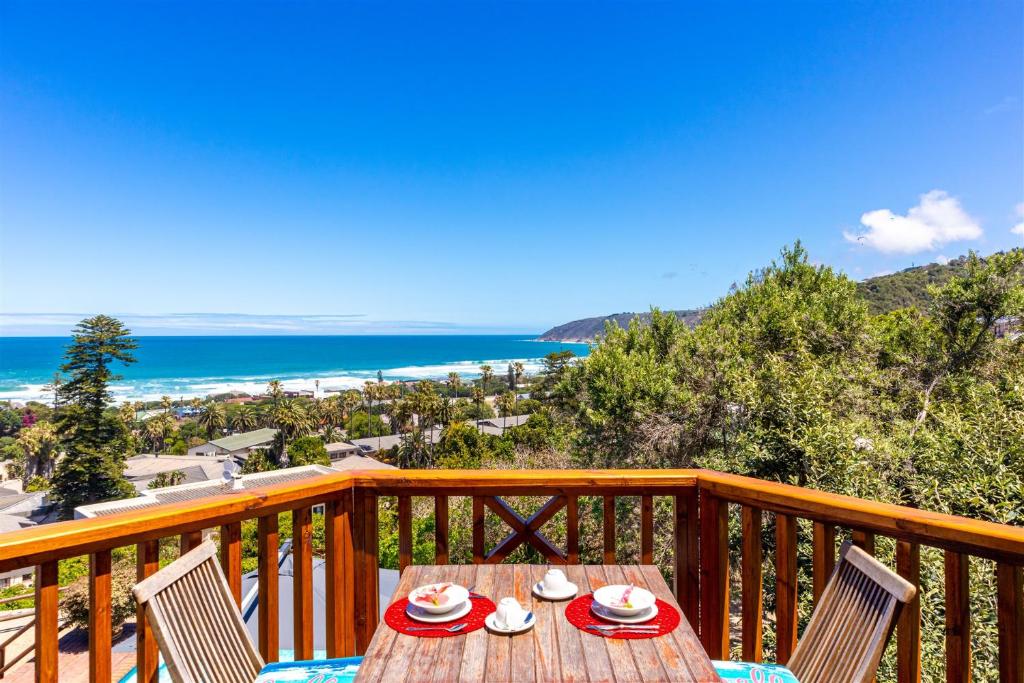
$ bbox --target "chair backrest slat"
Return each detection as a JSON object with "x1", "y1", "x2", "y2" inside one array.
[
  {"x1": 787, "y1": 541, "x2": 916, "y2": 683},
  {"x1": 133, "y1": 540, "x2": 264, "y2": 683}
]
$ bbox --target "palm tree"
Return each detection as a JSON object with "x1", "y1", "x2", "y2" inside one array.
[
  {"x1": 323, "y1": 425, "x2": 341, "y2": 443},
  {"x1": 341, "y1": 390, "x2": 362, "y2": 424},
  {"x1": 44, "y1": 373, "x2": 63, "y2": 408},
  {"x1": 145, "y1": 418, "x2": 165, "y2": 454},
  {"x1": 198, "y1": 402, "x2": 227, "y2": 438},
  {"x1": 231, "y1": 403, "x2": 258, "y2": 432},
  {"x1": 496, "y1": 391, "x2": 515, "y2": 434},
  {"x1": 447, "y1": 372, "x2": 461, "y2": 399},
  {"x1": 512, "y1": 361, "x2": 525, "y2": 413},
  {"x1": 479, "y1": 365, "x2": 493, "y2": 396},
  {"x1": 437, "y1": 396, "x2": 454, "y2": 427},
  {"x1": 322, "y1": 396, "x2": 343, "y2": 429},
  {"x1": 267, "y1": 380, "x2": 284, "y2": 405},
  {"x1": 390, "y1": 398, "x2": 414, "y2": 435},
  {"x1": 273, "y1": 399, "x2": 311, "y2": 441},
  {"x1": 472, "y1": 386, "x2": 485, "y2": 432},
  {"x1": 161, "y1": 395, "x2": 173, "y2": 415}
]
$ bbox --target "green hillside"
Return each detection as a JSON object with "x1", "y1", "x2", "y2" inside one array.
[{"x1": 856, "y1": 257, "x2": 968, "y2": 315}]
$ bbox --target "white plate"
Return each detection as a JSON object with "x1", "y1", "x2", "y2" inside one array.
[
  {"x1": 590, "y1": 600, "x2": 659, "y2": 624},
  {"x1": 406, "y1": 599, "x2": 472, "y2": 623},
  {"x1": 532, "y1": 581, "x2": 578, "y2": 601},
  {"x1": 485, "y1": 611, "x2": 535, "y2": 635}
]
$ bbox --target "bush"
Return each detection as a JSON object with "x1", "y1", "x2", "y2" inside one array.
[
  {"x1": 287, "y1": 435, "x2": 330, "y2": 466},
  {"x1": 61, "y1": 559, "x2": 136, "y2": 632}
]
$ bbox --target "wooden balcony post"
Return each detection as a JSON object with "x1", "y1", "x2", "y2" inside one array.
[
  {"x1": 674, "y1": 489, "x2": 699, "y2": 628},
  {"x1": 775, "y1": 513, "x2": 799, "y2": 665},
  {"x1": 353, "y1": 488, "x2": 380, "y2": 654},
  {"x1": 699, "y1": 492, "x2": 729, "y2": 659},
  {"x1": 944, "y1": 551, "x2": 971, "y2": 683},
  {"x1": 326, "y1": 495, "x2": 356, "y2": 658},
  {"x1": 896, "y1": 541, "x2": 921, "y2": 683},
  {"x1": 566, "y1": 495, "x2": 579, "y2": 564},
  {"x1": 741, "y1": 506, "x2": 763, "y2": 663},
  {"x1": 179, "y1": 530, "x2": 202, "y2": 555},
  {"x1": 852, "y1": 529, "x2": 876, "y2": 556},
  {"x1": 641, "y1": 494, "x2": 654, "y2": 565},
  {"x1": 398, "y1": 495, "x2": 413, "y2": 573},
  {"x1": 35, "y1": 561, "x2": 58, "y2": 683},
  {"x1": 136, "y1": 540, "x2": 160, "y2": 683},
  {"x1": 996, "y1": 562, "x2": 1022, "y2": 683},
  {"x1": 603, "y1": 496, "x2": 616, "y2": 564},
  {"x1": 434, "y1": 496, "x2": 449, "y2": 564},
  {"x1": 293, "y1": 506, "x2": 314, "y2": 661},
  {"x1": 812, "y1": 522, "x2": 836, "y2": 605},
  {"x1": 258, "y1": 514, "x2": 280, "y2": 662},
  {"x1": 89, "y1": 550, "x2": 111, "y2": 683},
  {"x1": 472, "y1": 496, "x2": 485, "y2": 564},
  {"x1": 219, "y1": 521, "x2": 242, "y2": 607}
]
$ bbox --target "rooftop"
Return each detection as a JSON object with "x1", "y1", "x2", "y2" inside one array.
[{"x1": 208, "y1": 428, "x2": 279, "y2": 452}]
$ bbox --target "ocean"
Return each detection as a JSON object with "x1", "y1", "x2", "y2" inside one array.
[{"x1": 0, "y1": 336, "x2": 590, "y2": 404}]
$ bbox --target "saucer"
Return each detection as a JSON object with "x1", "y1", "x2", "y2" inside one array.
[
  {"x1": 590, "y1": 600, "x2": 659, "y2": 624},
  {"x1": 406, "y1": 599, "x2": 472, "y2": 623},
  {"x1": 532, "y1": 581, "x2": 578, "y2": 601},
  {"x1": 485, "y1": 611, "x2": 535, "y2": 635}
]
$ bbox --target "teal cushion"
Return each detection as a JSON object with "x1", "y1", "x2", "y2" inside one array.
[
  {"x1": 256, "y1": 656, "x2": 362, "y2": 682},
  {"x1": 712, "y1": 660, "x2": 799, "y2": 683}
]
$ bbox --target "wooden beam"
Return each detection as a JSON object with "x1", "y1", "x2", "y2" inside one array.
[
  {"x1": 997, "y1": 562, "x2": 1023, "y2": 683},
  {"x1": 34, "y1": 561, "x2": 58, "y2": 682},
  {"x1": 641, "y1": 495, "x2": 654, "y2": 565},
  {"x1": 853, "y1": 529, "x2": 875, "y2": 555},
  {"x1": 472, "y1": 496, "x2": 485, "y2": 564},
  {"x1": 325, "y1": 495, "x2": 355, "y2": 658},
  {"x1": 812, "y1": 522, "x2": 836, "y2": 605},
  {"x1": 741, "y1": 506, "x2": 763, "y2": 663},
  {"x1": 699, "y1": 492, "x2": 729, "y2": 659},
  {"x1": 566, "y1": 495, "x2": 579, "y2": 564},
  {"x1": 775, "y1": 513, "x2": 799, "y2": 665},
  {"x1": 89, "y1": 550, "x2": 111, "y2": 683},
  {"x1": 354, "y1": 490, "x2": 379, "y2": 654},
  {"x1": 219, "y1": 521, "x2": 242, "y2": 607},
  {"x1": 896, "y1": 541, "x2": 921, "y2": 683},
  {"x1": 944, "y1": 551, "x2": 971, "y2": 683},
  {"x1": 397, "y1": 495, "x2": 412, "y2": 574},
  {"x1": 603, "y1": 496, "x2": 616, "y2": 564},
  {"x1": 293, "y1": 506, "x2": 314, "y2": 661},
  {"x1": 258, "y1": 514, "x2": 279, "y2": 662},
  {"x1": 434, "y1": 496, "x2": 449, "y2": 564},
  {"x1": 136, "y1": 540, "x2": 160, "y2": 683},
  {"x1": 674, "y1": 489, "x2": 699, "y2": 627},
  {"x1": 179, "y1": 530, "x2": 202, "y2": 555}
]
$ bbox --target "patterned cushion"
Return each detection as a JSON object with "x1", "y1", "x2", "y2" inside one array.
[
  {"x1": 712, "y1": 660, "x2": 800, "y2": 683},
  {"x1": 255, "y1": 656, "x2": 362, "y2": 682}
]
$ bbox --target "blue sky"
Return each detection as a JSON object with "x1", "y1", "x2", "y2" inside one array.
[{"x1": 1, "y1": 1, "x2": 1021, "y2": 335}]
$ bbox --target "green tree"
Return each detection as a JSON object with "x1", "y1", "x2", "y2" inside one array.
[
  {"x1": 287, "y1": 435, "x2": 330, "y2": 466},
  {"x1": 51, "y1": 316, "x2": 136, "y2": 516},
  {"x1": 148, "y1": 470, "x2": 186, "y2": 489},
  {"x1": 231, "y1": 403, "x2": 259, "y2": 432},
  {"x1": 197, "y1": 402, "x2": 227, "y2": 438}
]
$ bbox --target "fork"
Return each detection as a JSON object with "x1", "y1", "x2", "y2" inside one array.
[
  {"x1": 406, "y1": 623, "x2": 468, "y2": 633},
  {"x1": 585, "y1": 624, "x2": 658, "y2": 632}
]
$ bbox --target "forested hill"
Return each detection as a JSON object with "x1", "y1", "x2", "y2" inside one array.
[{"x1": 538, "y1": 256, "x2": 975, "y2": 341}]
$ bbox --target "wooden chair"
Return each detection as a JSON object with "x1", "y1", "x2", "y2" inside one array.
[
  {"x1": 132, "y1": 540, "x2": 264, "y2": 683},
  {"x1": 715, "y1": 541, "x2": 916, "y2": 683}
]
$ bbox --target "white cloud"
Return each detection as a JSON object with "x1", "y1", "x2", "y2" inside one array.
[
  {"x1": 935, "y1": 255, "x2": 950, "y2": 265},
  {"x1": 1012, "y1": 203, "x2": 1024, "y2": 237},
  {"x1": 844, "y1": 190, "x2": 982, "y2": 254}
]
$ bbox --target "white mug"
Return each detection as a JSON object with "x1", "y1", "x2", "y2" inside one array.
[
  {"x1": 542, "y1": 569, "x2": 568, "y2": 593},
  {"x1": 495, "y1": 597, "x2": 527, "y2": 629}
]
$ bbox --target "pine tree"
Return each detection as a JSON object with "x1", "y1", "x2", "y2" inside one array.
[{"x1": 52, "y1": 315, "x2": 137, "y2": 516}]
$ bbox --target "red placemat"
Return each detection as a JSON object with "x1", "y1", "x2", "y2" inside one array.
[
  {"x1": 565, "y1": 594, "x2": 680, "y2": 639},
  {"x1": 384, "y1": 596, "x2": 496, "y2": 638}
]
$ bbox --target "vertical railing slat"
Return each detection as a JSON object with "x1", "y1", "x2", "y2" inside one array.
[
  {"x1": 996, "y1": 562, "x2": 1022, "y2": 683},
  {"x1": 326, "y1": 495, "x2": 355, "y2": 658},
  {"x1": 674, "y1": 489, "x2": 699, "y2": 628},
  {"x1": 258, "y1": 514, "x2": 280, "y2": 662},
  {"x1": 641, "y1": 494, "x2": 654, "y2": 565},
  {"x1": 812, "y1": 522, "x2": 836, "y2": 605},
  {"x1": 293, "y1": 506, "x2": 314, "y2": 661},
  {"x1": 219, "y1": 521, "x2": 242, "y2": 607},
  {"x1": 136, "y1": 540, "x2": 160, "y2": 682},
  {"x1": 897, "y1": 541, "x2": 922, "y2": 683},
  {"x1": 945, "y1": 550, "x2": 971, "y2": 683},
  {"x1": 566, "y1": 495, "x2": 579, "y2": 564},
  {"x1": 434, "y1": 496, "x2": 449, "y2": 564},
  {"x1": 472, "y1": 496, "x2": 485, "y2": 564},
  {"x1": 775, "y1": 513, "x2": 799, "y2": 665},
  {"x1": 89, "y1": 550, "x2": 111, "y2": 683},
  {"x1": 354, "y1": 489, "x2": 380, "y2": 654},
  {"x1": 852, "y1": 529, "x2": 875, "y2": 555},
  {"x1": 398, "y1": 495, "x2": 413, "y2": 573},
  {"x1": 699, "y1": 492, "x2": 729, "y2": 659},
  {"x1": 34, "y1": 561, "x2": 58, "y2": 683},
  {"x1": 603, "y1": 496, "x2": 616, "y2": 564},
  {"x1": 741, "y1": 506, "x2": 763, "y2": 663},
  {"x1": 180, "y1": 530, "x2": 202, "y2": 555}
]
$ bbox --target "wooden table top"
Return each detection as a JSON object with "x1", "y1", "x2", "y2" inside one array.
[{"x1": 356, "y1": 564, "x2": 721, "y2": 682}]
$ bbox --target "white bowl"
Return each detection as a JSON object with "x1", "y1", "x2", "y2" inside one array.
[
  {"x1": 592, "y1": 584, "x2": 656, "y2": 617},
  {"x1": 407, "y1": 583, "x2": 469, "y2": 614}
]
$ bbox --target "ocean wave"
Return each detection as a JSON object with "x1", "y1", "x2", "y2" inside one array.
[{"x1": 0, "y1": 356, "x2": 556, "y2": 405}]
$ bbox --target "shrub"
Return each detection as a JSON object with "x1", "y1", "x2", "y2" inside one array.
[{"x1": 61, "y1": 559, "x2": 136, "y2": 632}]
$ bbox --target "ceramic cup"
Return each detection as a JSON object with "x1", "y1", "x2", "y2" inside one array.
[
  {"x1": 542, "y1": 568, "x2": 569, "y2": 593},
  {"x1": 495, "y1": 597, "x2": 527, "y2": 629}
]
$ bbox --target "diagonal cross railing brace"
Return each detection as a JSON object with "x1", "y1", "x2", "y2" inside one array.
[{"x1": 483, "y1": 495, "x2": 567, "y2": 564}]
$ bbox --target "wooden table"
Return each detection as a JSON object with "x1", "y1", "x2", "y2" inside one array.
[{"x1": 356, "y1": 564, "x2": 721, "y2": 682}]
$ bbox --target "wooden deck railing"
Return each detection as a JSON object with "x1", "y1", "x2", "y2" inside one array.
[{"x1": 0, "y1": 469, "x2": 1019, "y2": 681}]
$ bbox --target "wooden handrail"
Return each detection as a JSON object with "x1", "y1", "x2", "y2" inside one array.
[{"x1": 697, "y1": 469, "x2": 1024, "y2": 563}]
